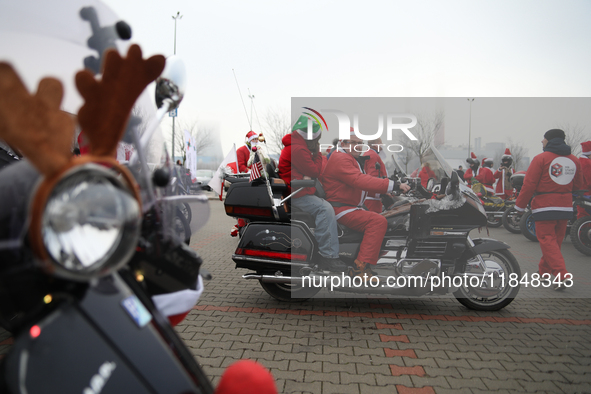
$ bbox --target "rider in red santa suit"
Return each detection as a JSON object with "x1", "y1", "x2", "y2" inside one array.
[
  {"x1": 236, "y1": 131, "x2": 258, "y2": 173},
  {"x1": 475, "y1": 157, "x2": 495, "y2": 195},
  {"x1": 463, "y1": 152, "x2": 479, "y2": 186},
  {"x1": 494, "y1": 148, "x2": 515, "y2": 199},
  {"x1": 322, "y1": 129, "x2": 411, "y2": 277},
  {"x1": 362, "y1": 137, "x2": 389, "y2": 213},
  {"x1": 577, "y1": 140, "x2": 591, "y2": 219},
  {"x1": 515, "y1": 129, "x2": 583, "y2": 289}
]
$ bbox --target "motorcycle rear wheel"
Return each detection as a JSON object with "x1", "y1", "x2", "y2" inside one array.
[
  {"x1": 570, "y1": 216, "x2": 591, "y2": 256},
  {"x1": 486, "y1": 213, "x2": 503, "y2": 227},
  {"x1": 502, "y1": 207, "x2": 522, "y2": 234},
  {"x1": 259, "y1": 280, "x2": 321, "y2": 302},
  {"x1": 454, "y1": 249, "x2": 521, "y2": 311},
  {"x1": 519, "y1": 210, "x2": 538, "y2": 242}
]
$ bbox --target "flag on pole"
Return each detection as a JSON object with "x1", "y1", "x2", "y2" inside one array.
[
  {"x1": 249, "y1": 148, "x2": 263, "y2": 182},
  {"x1": 209, "y1": 144, "x2": 238, "y2": 197}
]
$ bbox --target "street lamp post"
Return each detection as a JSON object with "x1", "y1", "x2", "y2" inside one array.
[
  {"x1": 171, "y1": 11, "x2": 182, "y2": 161},
  {"x1": 467, "y1": 98, "x2": 474, "y2": 155}
]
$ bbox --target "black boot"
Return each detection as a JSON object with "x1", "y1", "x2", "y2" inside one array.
[{"x1": 317, "y1": 255, "x2": 348, "y2": 273}]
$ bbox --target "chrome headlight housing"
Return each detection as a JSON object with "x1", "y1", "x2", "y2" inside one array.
[{"x1": 31, "y1": 163, "x2": 141, "y2": 281}]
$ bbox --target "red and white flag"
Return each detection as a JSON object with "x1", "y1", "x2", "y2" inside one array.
[{"x1": 209, "y1": 144, "x2": 238, "y2": 197}]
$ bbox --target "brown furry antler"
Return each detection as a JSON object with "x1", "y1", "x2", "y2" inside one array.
[
  {"x1": 76, "y1": 44, "x2": 165, "y2": 157},
  {"x1": 0, "y1": 63, "x2": 75, "y2": 177}
]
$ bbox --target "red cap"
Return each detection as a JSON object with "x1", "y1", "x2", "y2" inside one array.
[
  {"x1": 503, "y1": 148, "x2": 512, "y2": 156},
  {"x1": 581, "y1": 141, "x2": 591, "y2": 155},
  {"x1": 470, "y1": 152, "x2": 477, "y2": 159},
  {"x1": 215, "y1": 360, "x2": 277, "y2": 394}
]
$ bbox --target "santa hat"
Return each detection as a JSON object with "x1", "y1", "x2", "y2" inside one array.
[
  {"x1": 482, "y1": 157, "x2": 493, "y2": 167},
  {"x1": 292, "y1": 115, "x2": 321, "y2": 140},
  {"x1": 215, "y1": 360, "x2": 277, "y2": 394},
  {"x1": 581, "y1": 141, "x2": 591, "y2": 156},
  {"x1": 245, "y1": 131, "x2": 258, "y2": 143},
  {"x1": 501, "y1": 148, "x2": 512, "y2": 158},
  {"x1": 470, "y1": 152, "x2": 477, "y2": 159}
]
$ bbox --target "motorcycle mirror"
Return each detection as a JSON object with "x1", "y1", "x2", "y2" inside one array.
[
  {"x1": 426, "y1": 178, "x2": 434, "y2": 191},
  {"x1": 155, "y1": 55, "x2": 186, "y2": 111}
]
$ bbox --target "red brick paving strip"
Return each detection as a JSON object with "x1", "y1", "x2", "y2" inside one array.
[
  {"x1": 396, "y1": 385, "x2": 436, "y2": 394},
  {"x1": 390, "y1": 365, "x2": 426, "y2": 377},
  {"x1": 192, "y1": 304, "x2": 591, "y2": 325}
]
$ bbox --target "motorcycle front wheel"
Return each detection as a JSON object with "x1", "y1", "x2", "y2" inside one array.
[
  {"x1": 259, "y1": 280, "x2": 321, "y2": 302},
  {"x1": 502, "y1": 207, "x2": 522, "y2": 234},
  {"x1": 570, "y1": 216, "x2": 591, "y2": 256},
  {"x1": 519, "y1": 210, "x2": 538, "y2": 242},
  {"x1": 454, "y1": 249, "x2": 521, "y2": 311}
]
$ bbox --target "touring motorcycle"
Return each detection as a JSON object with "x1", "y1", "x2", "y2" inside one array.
[
  {"x1": 0, "y1": 2, "x2": 216, "y2": 392},
  {"x1": 224, "y1": 146, "x2": 521, "y2": 311}
]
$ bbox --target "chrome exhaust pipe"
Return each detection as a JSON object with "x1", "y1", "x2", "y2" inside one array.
[{"x1": 242, "y1": 273, "x2": 299, "y2": 284}]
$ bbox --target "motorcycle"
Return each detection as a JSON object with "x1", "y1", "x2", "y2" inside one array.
[
  {"x1": 0, "y1": 2, "x2": 216, "y2": 392},
  {"x1": 501, "y1": 171, "x2": 526, "y2": 234},
  {"x1": 224, "y1": 146, "x2": 521, "y2": 311},
  {"x1": 470, "y1": 180, "x2": 515, "y2": 228}
]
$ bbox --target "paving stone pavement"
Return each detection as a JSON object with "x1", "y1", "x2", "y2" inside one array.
[
  {"x1": 1, "y1": 196, "x2": 590, "y2": 393},
  {"x1": 180, "y1": 199, "x2": 591, "y2": 394}
]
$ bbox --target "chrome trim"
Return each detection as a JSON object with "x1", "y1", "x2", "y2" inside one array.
[{"x1": 232, "y1": 254, "x2": 309, "y2": 267}]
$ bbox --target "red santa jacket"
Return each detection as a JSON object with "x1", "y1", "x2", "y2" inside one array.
[
  {"x1": 236, "y1": 145, "x2": 251, "y2": 173},
  {"x1": 494, "y1": 167, "x2": 515, "y2": 196},
  {"x1": 419, "y1": 166, "x2": 436, "y2": 188},
  {"x1": 363, "y1": 148, "x2": 388, "y2": 213},
  {"x1": 464, "y1": 167, "x2": 478, "y2": 185},
  {"x1": 475, "y1": 167, "x2": 495, "y2": 194},
  {"x1": 515, "y1": 147, "x2": 583, "y2": 221},
  {"x1": 322, "y1": 151, "x2": 394, "y2": 220},
  {"x1": 278, "y1": 133, "x2": 325, "y2": 197},
  {"x1": 580, "y1": 156, "x2": 591, "y2": 194}
]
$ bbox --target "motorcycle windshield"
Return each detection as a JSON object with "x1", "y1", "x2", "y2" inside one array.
[{"x1": 0, "y1": 0, "x2": 210, "y2": 252}]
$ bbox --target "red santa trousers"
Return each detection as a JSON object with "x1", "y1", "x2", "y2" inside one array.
[
  {"x1": 337, "y1": 210, "x2": 387, "y2": 265},
  {"x1": 535, "y1": 219, "x2": 570, "y2": 280}
]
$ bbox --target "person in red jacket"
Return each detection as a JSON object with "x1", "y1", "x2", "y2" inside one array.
[
  {"x1": 322, "y1": 130, "x2": 410, "y2": 277},
  {"x1": 494, "y1": 148, "x2": 515, "y2": 199},
  {"x1": 362, "y1": 137, "x2": 389, "y2": 213},
  {"x1": 577, "y1": 140, "x2": 591, "y2": 219},
  {"x1": 515, "y1": 129, "x2": 583, "y2": 290},
  {"x1": 278, "y1": 115, "x2": 346, "y2": 273},
  {"x1": 475, "y1": 157, "x2": 495, "y2": 195},
  {"x1": 463, "y1": 152, "x2": 479, "y2": 186},
  {"x1": 418, "y1": 162, "x2": 436, "y2": 188},
  {"x1": 236, "y1": 131, "x2": 258, "y2": 173}
]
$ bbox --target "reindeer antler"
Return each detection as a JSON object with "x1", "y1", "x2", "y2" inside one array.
[
  {"x1": 0, "y1": 63, "x2": 75, "y2": 177},
  {"x1": 76, "y1": 44, "x2": 165, "y2": 157}
]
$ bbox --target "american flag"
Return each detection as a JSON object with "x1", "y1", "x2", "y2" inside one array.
[{"x1": 249, "y1": 150, "x2": 264, "y2": 182}]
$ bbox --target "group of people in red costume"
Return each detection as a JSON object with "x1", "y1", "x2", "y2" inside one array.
[{"x1": 463, "y1": 148, "x2": 516, "y2": 199}]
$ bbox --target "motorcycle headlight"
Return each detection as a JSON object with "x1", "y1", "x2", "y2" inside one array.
[{"x1": 30, "y1": 163, "x2": 141, "y2": 281}]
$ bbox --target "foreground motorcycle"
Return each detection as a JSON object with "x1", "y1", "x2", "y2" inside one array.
[
  {"x1": 224, "y1": 146, "x2": 521, "y2": 311},
  {"x1": 0, "y1": 2, "x2": 215, "y2": 392}
]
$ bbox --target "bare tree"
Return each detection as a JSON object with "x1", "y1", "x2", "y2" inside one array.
[
  {"x1": 507, "y1": 139, "x2": 528, "y2": 171},
  {"x1": 397, "y1": 110, "x2": 445, "y2": 166},
  {"x1": 557, "y1": 123, "x2": 588, "y2": 156},
  {"x1": 261, "y1": 107, "x2": 291, "y2": 155},
  {"x1": 168, "y1": 119, "x2": 214, "y2": 165}
]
